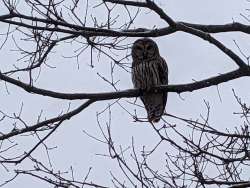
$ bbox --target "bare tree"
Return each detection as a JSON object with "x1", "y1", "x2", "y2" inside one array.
[{"x1": 0, "y1": 0, "x2": 250, "y2": 187}]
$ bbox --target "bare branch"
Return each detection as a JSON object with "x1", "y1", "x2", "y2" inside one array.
[
  {"x1": 0, "y1": 68, "x2": 249, "y2": 101},
  {"x1": 0, "y1": 100, "x2": 94, "y2": 141}
]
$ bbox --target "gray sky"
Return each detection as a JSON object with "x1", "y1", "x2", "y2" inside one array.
[{"x1": 0, "y1": 0, "x2": 250, "y2": 187}]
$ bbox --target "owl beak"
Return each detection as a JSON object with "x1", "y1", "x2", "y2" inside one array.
[{"x1": 143, "y1": 52, "x2": 148, "y2": 58}]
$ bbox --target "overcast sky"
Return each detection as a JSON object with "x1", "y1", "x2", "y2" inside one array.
[{"x1": 0, "y1": 0, "x2": 250, "y2": 187}]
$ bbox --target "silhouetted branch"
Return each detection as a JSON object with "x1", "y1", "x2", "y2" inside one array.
[
  {"x1": 230, "y1": 182, "x2": 250, "y2": 188},
  {"x1": 14, "y1": 157, "x2": 108, "y2": 188},
  {"x1": 0, "y1": 120, "x2": 62, "y2": 164},
  {"x1": 1, "y1": 68, "x2": 249, "y2": 100},
  {"x1": 0, "y1": 100, "x2": 95, "y2": 141}
]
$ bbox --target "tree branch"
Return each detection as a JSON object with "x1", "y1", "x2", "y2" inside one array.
[
  {"x1": 0, "y1": 120, "x2": 62, "y2": 164},
  {"x1": 1, "y1": 12, "x2": 250, "y2": 38},
  {"x1": 103, "y1": 0, "x2": 148, "y2": 7},
  {"x1": 0, "y1": 100, "x2": 95, "y2": 141},
  {"x1": 0, "y1": 68, "x2": 249, "y2": 101},
  {"x1": 229, "y1": 182, "x2": 250, "y2": 188},
  {"x1": 144, "y1": 0, "x2": 176, "y2": 27},
  {"x1": 181, "y1": 22, "x2": 250, "y2": 34},
  {"x1": 176, "y1": 23, "x2": 247, "y2": 68}
]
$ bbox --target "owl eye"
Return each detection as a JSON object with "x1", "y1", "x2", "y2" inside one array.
[
  {"x1": 146, "y1": 45, "x2": 153, "y2": 50},
  {"x1": 136, "y1": 45, "x2": 143, "y2": 51}
]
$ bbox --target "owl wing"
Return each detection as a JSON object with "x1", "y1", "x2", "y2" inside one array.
[
  {"x1": 158, "y1": 57, "x2": 168, "y2": 110},
  {"x1": 158, "y1": 57, "x2": 168, "y2": 85}
]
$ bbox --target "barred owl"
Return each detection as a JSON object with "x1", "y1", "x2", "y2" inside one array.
[{"x1": 131, "y1": 38, "x2": 168, "y2": 123}]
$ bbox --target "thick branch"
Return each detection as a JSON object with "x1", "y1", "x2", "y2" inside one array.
[
  {"x1": 229, "y1": 182, "x2": 250, "y2": 188},
  {"x1": 181, "y1": 22, "x2": 250, "y2": 34},
  {"x1": 145, "y1": 0, "x2": 176, "y2": 26},
  {"x1": 0, "y1": 12, "x2": 177, "y2": 37},
  {"x1": 103, "y1": 0, "x2": 148, "y2": 7},
  {"x1": 160, "y1": 68, "x2": 250, "y2": 92},
  {"x1": 176, "y1": 23, "x2": 247, "y2": 68},
  {"x1": 1, "y1": 13, "x2": 250, "y2": 38},
  {"x1": 0, "y1": 68, "x2": 249, "y2": 101}
]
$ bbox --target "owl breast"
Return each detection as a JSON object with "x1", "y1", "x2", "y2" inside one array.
[{"x1": 132, "y1": 59, "x2": 162, "y2": 90}]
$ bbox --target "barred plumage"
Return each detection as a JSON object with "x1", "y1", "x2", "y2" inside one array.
[{"x1": 131, "y1": 38, "x2": 168, "y2": 122}]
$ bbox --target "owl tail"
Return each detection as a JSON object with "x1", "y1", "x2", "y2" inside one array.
[{"x1": 141, "y1": 92, "x2": 167, "y2": 123}]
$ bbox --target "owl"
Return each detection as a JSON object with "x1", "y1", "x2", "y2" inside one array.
[{"x1": 131, "y1": 38, "x2": 168, "y2": 123}]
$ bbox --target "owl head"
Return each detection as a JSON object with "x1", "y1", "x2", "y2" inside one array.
[{"x1": 131, "y1": 38, "x2": 160, "y2": 61}]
